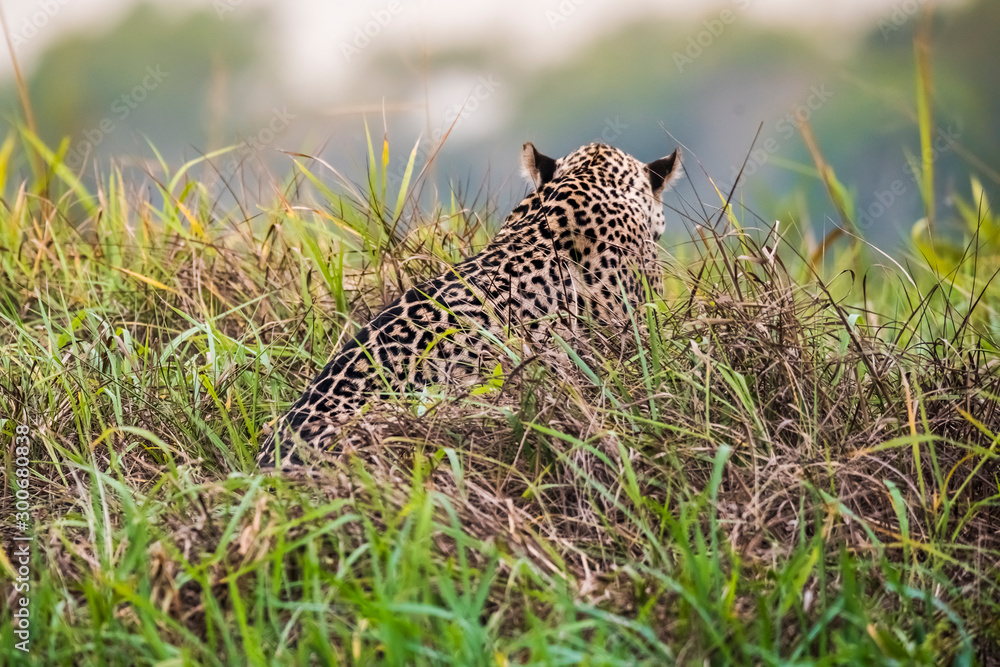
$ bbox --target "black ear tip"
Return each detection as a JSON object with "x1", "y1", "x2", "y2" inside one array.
[
  {"x1": 649, "y1": 150, "x2": 678, "y2": 177},
  {"x1": 646, "y1": 149, "x2": 681, "y2": 194},
  {"x1": 524, "y1": 144, "x2": 556, "y2": 186},
  {"x1": 663, "y1": 149, "x2": 679, "y2": 170}
]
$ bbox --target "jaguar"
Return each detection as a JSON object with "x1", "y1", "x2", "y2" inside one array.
[{"x1": 258, "y1": 141, "x2": 681, "y2": 467}]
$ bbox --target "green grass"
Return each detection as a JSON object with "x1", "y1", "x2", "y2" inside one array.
[{"x1": 0, "y1": 106, "x2": 998, "y2": 667}]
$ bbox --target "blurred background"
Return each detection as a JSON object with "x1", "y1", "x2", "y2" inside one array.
[{"x1": 1, "y1": 0, "x2": 997, "y2": 247}]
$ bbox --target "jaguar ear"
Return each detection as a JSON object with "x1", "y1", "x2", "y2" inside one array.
[
  {"x1": 521, "y1": 142, "x2": 557, "y2": 189},
  {"x1": 645, "y1": 149, "x2": 682, "y2": 198}
]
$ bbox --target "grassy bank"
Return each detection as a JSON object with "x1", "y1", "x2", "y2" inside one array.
[{"x1": 0, "y1": 123, "x2": 998, "y2": 665}]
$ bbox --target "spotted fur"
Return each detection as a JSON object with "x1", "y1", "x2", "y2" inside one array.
[{"x1": 258, "y1": 142, "x2": 681, "y2": 467}]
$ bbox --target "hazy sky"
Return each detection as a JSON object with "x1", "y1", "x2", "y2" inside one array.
[{"x1": 2, "y1": 0, "x2": 969, "y2": 95}]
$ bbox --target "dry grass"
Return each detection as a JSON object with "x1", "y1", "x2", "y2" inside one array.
[{"x1": 1, "y1": 126, "x2": 999, "y2": 665}]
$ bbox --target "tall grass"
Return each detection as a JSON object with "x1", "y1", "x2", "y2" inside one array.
[{"x1": 0, "y1": 95, "x2": 998, "y2": 666}]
